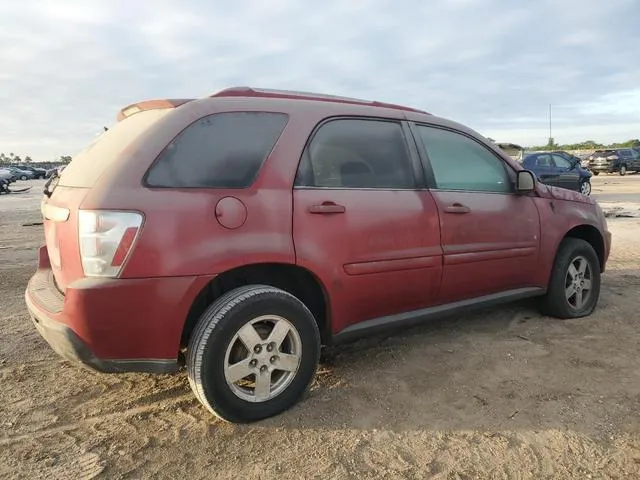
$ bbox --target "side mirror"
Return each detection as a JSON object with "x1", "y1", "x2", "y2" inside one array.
[{"x1": 516, "y1": 170, "x2": 536, "y2": 193}]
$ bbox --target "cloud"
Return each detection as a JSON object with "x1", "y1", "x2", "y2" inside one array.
[{"x1": 0, "y1": 0, "x2": 638, "y2": 160}]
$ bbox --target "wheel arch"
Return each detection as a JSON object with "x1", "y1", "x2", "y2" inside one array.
[
  {"x1": 180, "y1": 263, "x2": 331, "y2": 353},
  {"x1": 563, "y1": 224, "x2": 605, "y2": 272}
]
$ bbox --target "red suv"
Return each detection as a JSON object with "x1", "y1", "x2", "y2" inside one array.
[{"x1": 26, "y1": 87, "x2": 612, "y2": 423}]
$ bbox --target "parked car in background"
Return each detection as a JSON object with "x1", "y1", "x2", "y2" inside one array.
[
  {"x1": 0, "y1": 168, "x2": 17, "y2": 183},
  {"x1": 28, "y1": 86, "x2": 611, "y2": 423},
  {"x1": 16, "y1": 165, "x2": 47, "y2": 179},
  {"x1": 5, "y1": 166, "x2": 35, "y2": 180},
  {"x1": 522, "y1": 152, "x2": 592, "y2": 195},
  {"x1": 550, "y1": 150, "x2": 586, "y2": 167},
  {"x1": 495, "y1": 142, "x2": 524, "y2": 162},
  {"x1": 589, "y1": 148, "x2": 640, "y2": 175}
]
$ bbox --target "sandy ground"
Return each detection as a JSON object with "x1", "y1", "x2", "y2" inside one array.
[{"x1": 1, "y1": 177, "x2": 640, "y2": 479}]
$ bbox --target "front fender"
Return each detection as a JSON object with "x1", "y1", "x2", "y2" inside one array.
[{"x1": 533, "y1": 196, "x2": 607, "y2": 285}]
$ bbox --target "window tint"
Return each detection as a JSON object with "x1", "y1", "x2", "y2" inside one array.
[
  {"x1": 297, "y1": 119, "x2": 415, "y2": 189},
  {"x1": 417, "y1": 126, "x2": 511, "y2": 193},
  {"x1": 528, "y1": 154, "x2": 552, "y2": 167},
  {"x1": 619, "y1": 150, "x2": 632, "y2": 158},
  {"x1": 146, "y1": 112, "x2": 288, "y2": 188}
]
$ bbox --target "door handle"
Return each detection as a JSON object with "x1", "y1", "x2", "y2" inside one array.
[
  {"x1": 308, "y1": 202, "x2": 346, "y2": 214},
  {"x1": 443, "y1": 203, "x2": 470, "y2": 214}
]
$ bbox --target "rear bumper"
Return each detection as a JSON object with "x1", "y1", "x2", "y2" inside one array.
[
  {"x1": 25, "y1": 247, "x2": 214, "y2": 373},
  {"x1": 590, "y1": 164, "x2": 615, "y2": 173},
  {"x1": 26, "y1": 291, "x2": 175, "y2": 373}
]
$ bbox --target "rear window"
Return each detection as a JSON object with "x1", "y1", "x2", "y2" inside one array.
[
  {"x1": 59, "y1": 109, "x2": 171, "y2": 188},
  {"x1": 145, "y1": 112, "x2": 288, "y2": 188}
]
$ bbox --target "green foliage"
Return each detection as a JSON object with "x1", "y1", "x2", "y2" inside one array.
[
  {"x1": 0, "y1": 153, "x2": 72, "y2": 166},
  {"x1": 529, "y1": 138, "x2": 640, "y2": 151}
]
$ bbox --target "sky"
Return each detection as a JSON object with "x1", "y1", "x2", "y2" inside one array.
[{"x1": 0, "y1": 0, "x2": 639, "y2": 161}]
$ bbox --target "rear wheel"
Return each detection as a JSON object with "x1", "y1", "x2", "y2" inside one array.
[
  {"x1": 539, "y1": 238, "x2": 600, "y2": 319},
  {"x1": 186, "y1": 285, "x2": 320, "y2": 423},
  {"x1": 580, "y1": 179, "x2": 591, "y2": 196},
  {"x1": 620, "y1": 165, "x2": 627, "y2": 176},
  {"x1": 592, "y1": 171, "x2": 599, "y2": 176},
  {"x1": 20, "y1": 175, "x2": 27, "y2": 180}
]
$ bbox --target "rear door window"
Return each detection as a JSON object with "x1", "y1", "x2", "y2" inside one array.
[
  {"x1": 145, "y1": 112, "x2": 288, "y2": 188},
  {"x1": 296, "y1": 118, "x2": 416, "y2": 189}
]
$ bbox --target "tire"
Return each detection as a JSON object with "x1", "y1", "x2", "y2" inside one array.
[
  {"x1": 620, "y1": 165, "x2": 627, "y2": 176},
  {"x1": 539, "y1": 238, "x2": 601, "y2": 319},
  {"x1": 186, "y1": 285, "x2": 321, "y2": 423},
  {"x1": 20, "y1": 175, "x2": 27, "y2": 181},
  {"x1": 592, "y1": 171, "x2": 599, "y2": 176},
  {"x1": 580, "y1": 179, "x2": 591, "y2": 196}
]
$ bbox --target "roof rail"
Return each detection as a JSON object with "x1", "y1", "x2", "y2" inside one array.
[{"x1": 211, "y1": 87, "x2": 429, "y2": 114}]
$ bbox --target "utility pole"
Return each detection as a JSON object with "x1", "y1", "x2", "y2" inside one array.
[{"x1": 548, "y1": 104, "x2": 553, "y2": 148}]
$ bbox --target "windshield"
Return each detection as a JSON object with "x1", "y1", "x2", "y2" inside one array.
[{"x1": 58, "y1": 109, "x2": 170, "y2": 188}]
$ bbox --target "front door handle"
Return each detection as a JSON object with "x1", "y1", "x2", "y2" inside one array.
[
  {"x1": 309, "y1": 202, "x2": 346, "y2": 214},
  {"x1": 443, "y1": 203, "x2": 470, "y2": 214}
]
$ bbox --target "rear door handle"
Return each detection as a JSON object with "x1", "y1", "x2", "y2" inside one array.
[
  {"x1": 443, "y1": 203, "x2": 470, "y2": 214},
  {"x1": 308, "y1": 202, "x2": 346, "y2": 214}
]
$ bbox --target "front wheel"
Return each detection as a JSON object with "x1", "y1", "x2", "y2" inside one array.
[
  {"x1": 620, "y1": 165, "x2": 627, "y2": 176},
  {"x1": 580, "y1": 179, "x2": 591, "y2": 196},
  {"x1": 186, "y1": 285, "x2": 321, "y2": 423},
  {"x1": 539, "y1": 238, "x2": 601, "y2": 319}
]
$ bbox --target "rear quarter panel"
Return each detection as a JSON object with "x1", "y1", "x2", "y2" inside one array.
[{"x1": 81, "y1": 99, "x2": 310, "y2": 278}]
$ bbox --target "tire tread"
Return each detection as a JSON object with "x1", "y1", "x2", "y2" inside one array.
[
  {"x1": 186, "y1": 285, "x2": 319, "y2": 421},
  {"x1": 538, "y1": 238, "x2": 600, "y2": 319}
]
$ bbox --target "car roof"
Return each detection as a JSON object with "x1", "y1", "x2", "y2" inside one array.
[
  {"x1": 118, "y1": 86, "x2": 433, "y2": 121},
  {"x1": 211, "y1": 87, "x2": 431, "y2": 114},
  {"x1": 116, "y1": 86, "x2": 499, "y2": 161}
]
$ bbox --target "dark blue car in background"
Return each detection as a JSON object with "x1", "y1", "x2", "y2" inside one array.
[{"x1": 522, "y1": 151, "x2": 592, "y2": 196}]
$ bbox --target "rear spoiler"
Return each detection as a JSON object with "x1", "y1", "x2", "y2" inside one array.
[{"x1": 116, "y1": 99, "x2": 194, "y2": 122}]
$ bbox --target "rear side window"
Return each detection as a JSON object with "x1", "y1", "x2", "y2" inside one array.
[
  {"x1": 296, "y1": 119, "x2": 415, "y2": 189},
  {"x1": 145, "y1": 112, "x2": 287, "y2": 188}
]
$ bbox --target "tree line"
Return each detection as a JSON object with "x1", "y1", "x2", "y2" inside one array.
[
  {"x1": 0, "y1": 153, "x2": 72, "y2": 165},
  {"x1": 527, "y1": 138, "x2": 640, "y2": 151}
]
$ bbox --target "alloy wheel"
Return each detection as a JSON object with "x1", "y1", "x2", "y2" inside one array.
[
  {"x1": 223, "y1": 315, "x2": 302, "y2": 403},
  {"x1": 564, "y1": 256, "x2": 593, "y2": 310},
  {"x1": 580, "y1": 181, "x2": 591, "y2": 195}
]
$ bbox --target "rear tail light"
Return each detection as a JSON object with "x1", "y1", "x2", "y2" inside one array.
[{"x1": 78, "y1": 210, "x2": 143, "y2": 277}]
